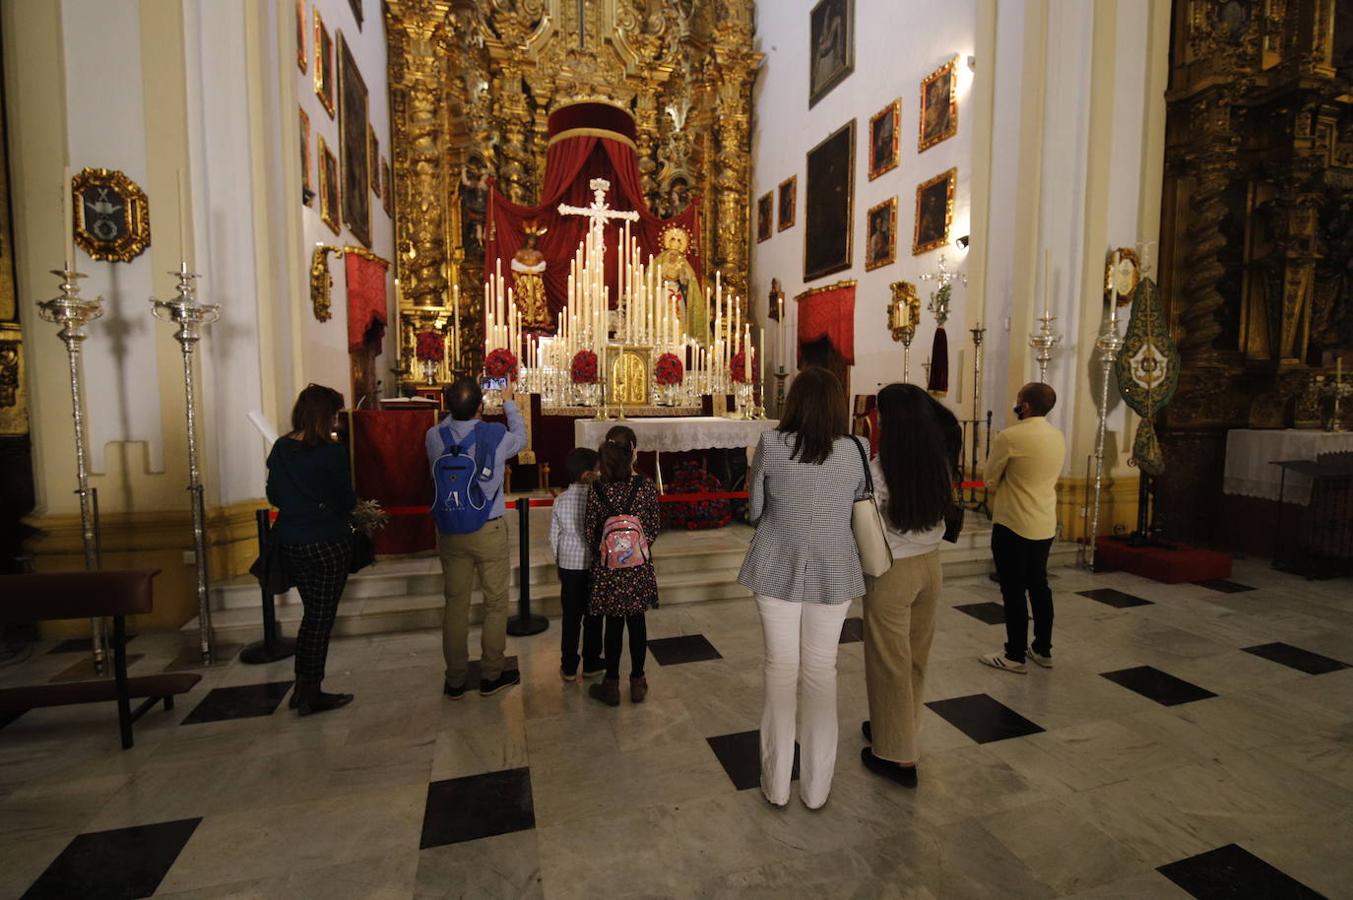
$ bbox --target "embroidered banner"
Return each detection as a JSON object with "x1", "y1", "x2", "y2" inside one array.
[{"x1": 346, "y1": 251, "x2": 389, "y2": 353}]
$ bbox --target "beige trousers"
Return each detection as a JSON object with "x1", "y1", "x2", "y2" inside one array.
[
  {"x1": 863, "y1": 549, "x2": 942, "y2": 763},
  {"x1": 438, "y1": 517, "x2": 510, "y2": 686}
]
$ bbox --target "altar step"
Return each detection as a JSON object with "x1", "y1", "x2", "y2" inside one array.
[{"x1": 190, "y1": 521, "x2": 1080, "y2": 645}]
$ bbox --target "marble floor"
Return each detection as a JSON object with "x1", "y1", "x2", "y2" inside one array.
[{"x1": 2, "y1": 559, "x2": 1352, "y2": 898}]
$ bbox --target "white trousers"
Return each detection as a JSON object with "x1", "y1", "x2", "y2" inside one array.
[{"x1": 756, "y1": 594, "x2": 852, "y2": 809}]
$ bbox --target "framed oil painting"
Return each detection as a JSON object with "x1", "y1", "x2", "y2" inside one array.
[
  {"x1": 869, "y1": 99, "x2": 900, "y2": 180},
  {"x1": 913, "y1": 168, "x2": 956, "y2": 255},
  {"x1": 803, "y1": 120, "x2": 855, "y2": 281},
  {"x1": 318, "y1": 136, "x2": 340, "y2": 234},
  {"x1": 919, "y1": 57, "x2": 958, "y2": 152},
  {"x1": 347, "y1": 0, "x2": 364, "y2": 29},
  {"x1": 368, "y1": 124, "x2": 380, "y2": 199},
  {"x1": 313, "y1": 9, "x2": 334, "y2": 118},
  {"x1": 296, "y1": 0, "x2": 307, "y2": 72},
  {"x1": 756, "y1": 192, "x2": 773, "y2": 243},
  {"x1": 865, "y1": 197, "x2": 897, "y2": 271},
  {"x1": 381, "y1": 157, "x2": 393, "y2": 217},
  {"x1": 300, "y1": 107, "x2": 313, "y2": 206},
  {"x1": 338, "y1": 32, "x2": 371, "y2": 247},
  {"x1": 777, "y1": 176, "x2": 796, "y2": 231},
  {"x1": 808, "y1": 0, "x2": 853, "y2": 109},
  {"x1": 72, "y1": 168, "x2": 151, "y2": 262}
]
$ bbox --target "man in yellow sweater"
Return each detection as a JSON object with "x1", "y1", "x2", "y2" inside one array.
[{"x1": 979, "y1": 382, "x2": 1065, "y2": 674}]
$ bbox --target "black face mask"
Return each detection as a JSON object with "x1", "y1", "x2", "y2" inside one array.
[{"x1": 1013, "y1": 404, "x2": 1025, "y2": 420}]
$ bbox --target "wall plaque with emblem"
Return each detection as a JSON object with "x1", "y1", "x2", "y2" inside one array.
[{"x1": 72, "y1": 168, "x2": 151, "y2": 263}]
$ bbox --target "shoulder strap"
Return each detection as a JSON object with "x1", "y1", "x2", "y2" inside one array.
[
  {"x1": 439, "y1": 424, "x2": 463, "y2": 456},
  {"x1": 593, "y1": 481, "x2": 618, "y2": 517},
  {"x1": 624, "y1": 476, "x2": 641, "y2": 513},
  {"x1": 850, "y1": 435, "x2": 875, "y2": 495}
]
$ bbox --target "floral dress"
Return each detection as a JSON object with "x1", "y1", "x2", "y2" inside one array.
[{"x1": 584, "y1": 475, "x2": 661, "y2": 617}]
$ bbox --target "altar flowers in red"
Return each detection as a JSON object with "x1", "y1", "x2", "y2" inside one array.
[
  {"x1": 571, "y1": 349, "x2": 599, "y2": 384},
  {"x1": 655, "y1": 352, "x2": 684, "y2": 386},
  {"x1": 415, "y1": 331, "x2": 444, "y2": 362},
  {"x1": 731, "y1": 350, "x2": 750, "y2": 384},
  {"x1": 485, "y1": 348, "x2": 518, "y2": 379}
]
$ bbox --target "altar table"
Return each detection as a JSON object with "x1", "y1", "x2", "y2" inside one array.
[
  {"x1": 575, "y1": 416, "x2": 778, "y2": 492},
  {"x1": 1223, "y1": 428, "x2": 1353, "y2": 506}
]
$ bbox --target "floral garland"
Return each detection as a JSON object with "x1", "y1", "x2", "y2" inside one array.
[
  {"x1": 570, "y1": 350, "x2": 599, "y2": 385},
  {"x1": 731, "y1": 350, "x2": 750, "y2": 384},
  {"x1": 655, "y1": 352, "x2": 684, "y2": 386},
  {"x1": 415, "y1": 331, "x2": 444, "y2": 362},
  {"x1": 484, "y1": 348, "x2": 518, "y2": 379}
]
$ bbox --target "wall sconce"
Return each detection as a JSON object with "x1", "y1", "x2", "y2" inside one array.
[{"x1": 955, "y1": 235, "x2": 970, "y2": 250}]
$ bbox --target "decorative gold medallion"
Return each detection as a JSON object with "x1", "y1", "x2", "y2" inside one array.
[
  {"x1": 1105, "y1": 247, "x2": 1141, "y2": 305},
  {"x1": 71, "y1": 168, "x2": 151, "y2": 263}
]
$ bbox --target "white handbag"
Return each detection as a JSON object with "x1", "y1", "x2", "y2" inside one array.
[{"x1": 849, "y1": 437, "x2": 893, "y2": 577}]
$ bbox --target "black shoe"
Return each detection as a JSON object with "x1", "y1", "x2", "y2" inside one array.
[
  {"x1": 861, "y1": 747, "x2": 917, "y2": 788},
  {"x1": 581, "y1": 662, "x2": 607, "y2": 679},
  {"x1": 862, "y1": 720, "x2": 872, "y2": 742},
  {"x1": 479, "y1": 670, "x2": 521, "y2": 697},
  {"x1": 296, "y1": 690, "x2": 354, "y2": 717},
  {"x1": 444, "y1": 681, "x2": 466, "y2": 700}
]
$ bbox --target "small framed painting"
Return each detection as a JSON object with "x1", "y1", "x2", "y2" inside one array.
[
  {"x1": 318, "y1": 135, "x2": 340, "y2": 235},
  {"x1": 368, "y1": 124, "x2": 380, "y2": 199},
  {"x1": 347, "y1": 0, "x2": 363, "y2": 29},
  {"x1": 756, "y1": 192, "x2": 773, "y2": 243},
  {"x1": 919, "y1": 57, "x2": 958, "y2": 152},
  {"x1": 913, "y1": 167, "x2": 956, "y2": 255},
  {"x1": 865, "y1": 197, "x2": 897, "y2": 271},
  {"x1": 296, "y1": 0, "x2": 307, "y2": 73},
  {"x1": 869, "y1": 99, "x2": 900, "y2": 180},
  {"x1": 803, "y1": 120, "x2": 855, "y2": 281},
  {"x1": 808, "y1": 0, "x2": 853, "y2": 108},
  {"x1": 382, "y1": 157, "x2": 393, "y2": 217},
  {"x1": 777, "y1": 176, "x2": 796, "y2": 232},
  {"x1": 72, "y1": 168, "x2": 151, "y2": 263},
  {"x1": 314, "y1": 9, "x2": 335, "y2": 118},
  {"x1": 299, "y1": 107, "x2": 313, "y2": 206}
]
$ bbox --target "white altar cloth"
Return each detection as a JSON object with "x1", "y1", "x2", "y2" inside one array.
[
  {"x1": 1223, "y1": 428, "x2": 1353, "y2": 505},
  {"x1": 574, "y1": 416, "x2": 778, "y2": 454}
]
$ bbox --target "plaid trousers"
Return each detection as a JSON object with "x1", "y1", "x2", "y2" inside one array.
[{"x1": 283, "y1": 538, "x2": 352, "y2": 684}]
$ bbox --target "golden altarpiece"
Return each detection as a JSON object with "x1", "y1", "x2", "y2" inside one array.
[
  {"x1": 1155, "y1": 0, "x2": 1352, "y2": 545},
  {"x1": 383, "y1": 0, "x2": 761, "y2": 382}
]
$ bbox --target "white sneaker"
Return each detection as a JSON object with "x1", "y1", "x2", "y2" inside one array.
[
  {"x1": 1028, "y1": 650, "x2": 1053, "y2": 669},
  {"x1": 978, "y1": 652, "x2": 1027, "y2": 674}
]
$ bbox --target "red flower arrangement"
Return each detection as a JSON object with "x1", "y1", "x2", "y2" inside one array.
[
  {"x1": 570, "y1": 350, "x2": 599, "y2": 385},
  {"x1": 415, "y1": 331, "x2": 444, "y2": 362},
  {"x1": 731, "y1": 350, "x2": 750, "y2": 384},
  {"x1": 484, "y1": 348, "x2": 518, "y2": 379},
  {"x1": 655, "y1": 352, "x2": 684, "y2": 386}
]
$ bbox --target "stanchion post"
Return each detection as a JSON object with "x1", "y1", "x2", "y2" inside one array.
[
  {"x1": 507, "y1": 498, "x2": 548, "y2": 636},
  {"x1": 239, "y1": 508, "x2": 297, "y2": 665}
]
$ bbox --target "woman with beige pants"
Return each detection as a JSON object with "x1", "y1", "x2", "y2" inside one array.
[{"x1": 861, "y1": 384, "x2": 956, "y2": 787}]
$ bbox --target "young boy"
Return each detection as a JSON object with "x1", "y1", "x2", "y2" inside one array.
[{"x1": 551, "y1": 447, "x2": 605, "y2": 681}]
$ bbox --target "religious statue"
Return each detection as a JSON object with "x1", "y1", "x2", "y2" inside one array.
[
  {"x1": 657, "y1": 224, "x2": 706, "y2": 343},
  {"x1": 511, "y1": 225, "x2": 552, "y2": 331},
  {"x1": 460, "y1": 154, "x2": 488, "y2": 258}
]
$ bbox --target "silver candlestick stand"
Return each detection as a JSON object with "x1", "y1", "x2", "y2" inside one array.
[
  {"x1": 37, "y1": 269, "x2": 108, "y2": 673},
  {"x1": 1086, "y1": 318, "x2": 1124, "y2": 571},
  {"x1": 1029, "y1": 312, "x2": 1063, "y2": 384},
  {"x1": 151, "y1": 264, "x2": 221, "y2": 664},
  {"x1": 965, "y1": 324, "x2": 988, "y2": 514}
]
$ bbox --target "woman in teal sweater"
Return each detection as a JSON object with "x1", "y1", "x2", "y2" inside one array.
[{"x1": 266, "y1": 384, "x2": 357, "y2": 715}]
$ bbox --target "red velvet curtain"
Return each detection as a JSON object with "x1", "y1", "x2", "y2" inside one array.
[
  {"x1": 483, "y1": 136, "x2": 701, "y2": 330},
  {"x1": 346, "y1": 253, "x2": 389, "y2": 353},
  {"x1": 797, "y1": 283, "x2": 856, "y2": 364}
]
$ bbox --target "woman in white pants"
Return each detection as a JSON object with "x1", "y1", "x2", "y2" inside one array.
[{"x1": 738, "y1": 367, "x2": 867, "y2": 809}]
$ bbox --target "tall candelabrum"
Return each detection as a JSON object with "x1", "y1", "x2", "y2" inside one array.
[
  {"x1": 151, "y1": 264, "x2": 221, "y2": 664},
  {"x1": 967, "y1": 324, "x2": 988, "y2": 513},
  {"x1": 1029, "y1": 312, "x2": 1063, "y2": 384},
  {"x1": 1086, "y1": 285, "x2": 1125, "y2": 571},
  {"x1": 37, "y1": 269, "x2": 108, "y2": 673}
]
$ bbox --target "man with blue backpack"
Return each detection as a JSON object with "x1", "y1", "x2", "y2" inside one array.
[{"x1": 425, "y1": 376, "x2": 528, "y2": 699}]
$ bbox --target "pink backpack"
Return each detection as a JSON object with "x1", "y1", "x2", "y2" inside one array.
[{"x1": 594, "y1": 479, "x2": 650, "y2": 570}]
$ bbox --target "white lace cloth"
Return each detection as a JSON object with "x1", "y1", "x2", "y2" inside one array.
[
  {"x1": 574, "y1": 416, "x2": 778, "y2": 454},
  {"x1": 1222, "y1": 428, "x2": 1353, "y2": 505}
]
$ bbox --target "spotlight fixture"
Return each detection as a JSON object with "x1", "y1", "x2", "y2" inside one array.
[{"x1": 955, "y1": 235, "x2": 970, "y2": 250}]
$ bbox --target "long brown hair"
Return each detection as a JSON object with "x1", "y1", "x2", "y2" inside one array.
[
  {"x1": 777, "y1": 366, "x2": 848, "y2": 465},
  {"x1": 290, "y1": 384, "x2": 345, "y2": 446},
  {"x1": 598, "y1": 441, "x2": 634, "y2": 483},
  {"x1": 877, "y1": 384, "x2": 952, "y2": 531}
]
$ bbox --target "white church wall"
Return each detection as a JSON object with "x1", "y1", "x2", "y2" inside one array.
[{"x1": 751, "y1": 0, "x2": 978, "y2": 411}]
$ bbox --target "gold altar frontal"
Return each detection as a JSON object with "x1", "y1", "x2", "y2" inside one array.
[{"x1": 607, "y1": 345, "x2": 653, "y2": 406}]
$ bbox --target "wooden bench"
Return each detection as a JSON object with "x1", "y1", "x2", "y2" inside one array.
[{"x1": 0, "y1": 569, "x2": 201, "y2": 749}]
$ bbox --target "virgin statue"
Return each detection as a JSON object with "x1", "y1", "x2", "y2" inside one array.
[
  {"x1": 656, "y1": 224, "x2": 707, "y2": 344},
  {"x1": 511, "y1": 226, "x2": 552, "y2": 331}
]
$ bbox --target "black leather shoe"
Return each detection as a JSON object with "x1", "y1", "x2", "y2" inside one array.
[
  {"x1": 861, "y1": 747, "x2": 917, "y2": 788},
  {"x1": 444, "y1": 681, "x2": 466, "y2": 700},
  {"x1": 296, "y1": 690, "x2": 354, "y2": 717},
  {"x1": 479, "y1": 670, "x2": 521, "y2": 697}
]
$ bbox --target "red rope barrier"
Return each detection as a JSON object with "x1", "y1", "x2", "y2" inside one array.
[{"x1": 269, "y1": 488, "x2": 752, "y2": 521}]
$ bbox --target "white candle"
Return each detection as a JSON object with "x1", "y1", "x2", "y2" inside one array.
[
  {"x1": 1108, "y1": 250, "x2": 1120, "y2": 327},
  {"x1": 177, "y1": 169, "x2": 190, "y2": 268},
  {"x1": 62, "y1": 166, "x2": 75, "y2": 271},
  {"x1": 452, "y1": 282, "x2": 461, "y2": 367},
  {"x1": 1043, "y1": 249, "x2": 1052, "y2": 319}
]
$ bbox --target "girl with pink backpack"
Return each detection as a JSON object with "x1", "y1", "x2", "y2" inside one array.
[{"x1": 583, "y1": 439, "x2": 660, "y2": 706}]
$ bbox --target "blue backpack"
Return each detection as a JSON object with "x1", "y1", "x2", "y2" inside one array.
[{"x1": 431, "y1": 422, "x2": 505, "y2": 535}]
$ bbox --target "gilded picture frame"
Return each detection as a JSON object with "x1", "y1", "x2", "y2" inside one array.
[
  {"x1": 300, "y1": 107, "x2": 313, "y2": 206},
  {"x1": 865, "y1": 196, "x2": 897, "y2": 271},
  {"x1": 71, "y1": 168, "x2": 151, "y2": 263},
  {"x1": 296, "y1": 0, "x2": 307, "y2": 72},
  {"x1": 868, "y1": 99, "x2": 900, "y2": 180},
  {"x1": 919, "y1": 57, "x2": 958, "y2": 152},
  {"x1": 913, "y1": 167, "x2": 956, "y2": 255},
  {"x1": 756, "y1": 192, "x2": 773, "y2": 243},
  {"x1": 803, "y1": 120, "x2": 855, "y2": 282},
  {"x1": 368, "y1": 124, "x2": 380, "y2": 199},
  {"x1": 338, "y1": 32, "x2": 371, "y2": 247},
  {"x1": 808, "y1": 0, "x2": 854, "y2": 109},
  {"x1": 318, "y1": 135, "x2": 340, "y2": 235},
  {"x1": 777, "y1": 176, "x2": 796, "y2": 231},
  {"x1": 314, "y1": 8, "x2": 335, "y2": 118}
]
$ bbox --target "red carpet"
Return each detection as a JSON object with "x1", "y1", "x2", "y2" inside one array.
[{"x1": 1095, "y1": 538, "x2": 1232, "y2": 583}]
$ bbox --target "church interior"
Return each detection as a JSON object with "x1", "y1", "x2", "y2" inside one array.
[{"x1": 2, "y1": 0, "x2": 1352, "y2": 897}]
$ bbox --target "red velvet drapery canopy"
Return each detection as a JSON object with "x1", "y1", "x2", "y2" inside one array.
[
  {"x1": 797, "y1": 282, "x2": 856, "y2": 365},
  {"x1": 483, "y1": 102, "x2": 702, "y2": 333}
]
